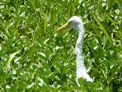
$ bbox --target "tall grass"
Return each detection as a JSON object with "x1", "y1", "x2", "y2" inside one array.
[{"x1": 0, "y1": 0, "x2": 122, "y2": 91}]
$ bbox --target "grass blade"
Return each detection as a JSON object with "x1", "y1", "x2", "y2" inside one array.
[{"x1": 91, "y1": 13, "x2": 112, "y2": 43}]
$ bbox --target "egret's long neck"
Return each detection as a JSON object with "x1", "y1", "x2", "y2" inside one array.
[
  {"x1": 73, "y1": 22, "x2": 93, "y2": 85},
  {"x1": 75, "y1": 24, "x2": 85, "y2": 55}
]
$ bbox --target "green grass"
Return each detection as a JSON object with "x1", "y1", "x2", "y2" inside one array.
[{"x1": 0, "y1": 0, "x2": 122, "y2": 92}]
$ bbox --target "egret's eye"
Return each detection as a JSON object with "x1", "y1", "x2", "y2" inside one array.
[
  {"x1": 68, "y1": 21, "x2": 73, "y2": 28},
  {"x1": 68, "y1": 21, "x2": 72, "y2": 25}
]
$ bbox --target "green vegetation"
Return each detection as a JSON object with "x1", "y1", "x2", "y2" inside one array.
[{"x1": 0, "y1": 0, "x2": 122, "y2": 91}]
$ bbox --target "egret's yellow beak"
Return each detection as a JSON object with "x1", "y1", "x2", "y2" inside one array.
[{"x1": 56, "y1": 22, "x2": 69, "y2": 32}]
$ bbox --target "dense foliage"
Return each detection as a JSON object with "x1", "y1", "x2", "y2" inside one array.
[{"x1": 0, "y1": 0, "x2": 122, "y2": 91}]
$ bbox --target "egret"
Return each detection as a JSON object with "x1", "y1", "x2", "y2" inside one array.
[{"x1": 56, "y1": 16, "x2": 93, "y2": 86}]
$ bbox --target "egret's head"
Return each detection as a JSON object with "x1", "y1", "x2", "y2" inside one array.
[
  {"x1": 56, "y1": 16, "x2": 83, "y2": 32},
  {"x1": 68, "y1": 16, "x2": 82, "y2": 29}
]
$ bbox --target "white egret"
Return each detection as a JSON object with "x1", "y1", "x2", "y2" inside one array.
[{"x1": 56, "y1": 16, "x2": 93, "y2": 86}]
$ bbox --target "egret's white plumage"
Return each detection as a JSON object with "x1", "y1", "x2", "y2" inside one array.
[{"x1": 56, "y1": 16, "x2": 93, "y2": 86}]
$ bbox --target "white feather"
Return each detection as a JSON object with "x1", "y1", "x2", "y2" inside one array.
[{"x1": 69, "y1": 16, "x2": 93, "y2": 86}]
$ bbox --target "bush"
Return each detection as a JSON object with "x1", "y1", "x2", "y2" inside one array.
[{"x1": 0, "y1": 0, "x2": 122, "y2": 91}]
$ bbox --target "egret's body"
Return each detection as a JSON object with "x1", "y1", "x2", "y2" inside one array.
[{"x1": 56, "y1": 16, "x2": 93, "y2": 86}]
